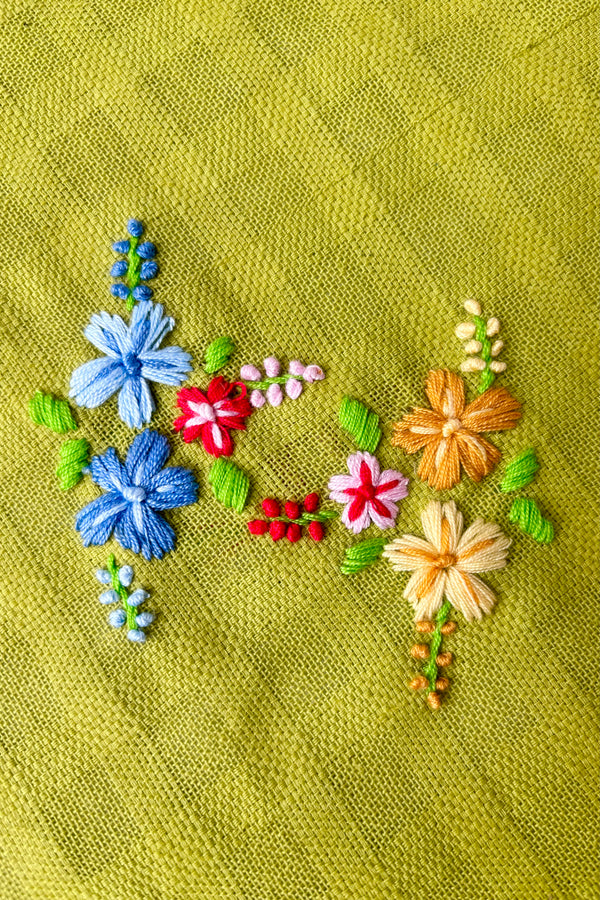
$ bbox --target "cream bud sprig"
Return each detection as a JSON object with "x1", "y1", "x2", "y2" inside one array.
[{"x1": 455, "y1": 299, "x2": 505, "y2": 393}]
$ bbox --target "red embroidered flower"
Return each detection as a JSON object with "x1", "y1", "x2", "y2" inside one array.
[{"x1": 174, "y1": 377, "x2": 253, "y2": 457}]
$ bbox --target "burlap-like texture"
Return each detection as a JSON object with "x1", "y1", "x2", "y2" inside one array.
[{"x1": 0, "y1": 1, "x2": 598, "y2": 897}]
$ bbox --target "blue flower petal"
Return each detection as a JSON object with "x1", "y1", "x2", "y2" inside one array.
[
  {"x1": 130, "y1": 302, "x2": 174, "y2": 356},
  {"x1": 132, "y1": 285, "x2": 153, "y2": 301},
  {"x1": 90, "y1": 447, "x2": 129, "y2": 493},
  {"x1": 139, "y1": 347, "x2": 192, "y2": 386},
  {"x1": 140, "y1": 260, "x2": 158, "y2": 279},
  {"x1": 146, "y1": 466, "x2": 198, "y2": 511},
  {"x1": 136, "y1": 241, "x2": 156, "y2": 259},
  {"x1": 70, "y1": 357, "x2": 125, "y2": 409},
  {"x1": 111, "y1": 283, "x2": 131, "y2": 300},
  {"x1": 115, "y1": 503, "x2": 175, "y2": 560},
  {"x1": 111, "y1": 260, "x2": 128, "y2": 277},
  {"x1": 112, "y1": 239, "x2": 130, "y2": 253},
  {"x1": 117, "y1": 376, "x2": 155, "y2": 429},
  {"x1": 127, "y1": 219, "x2": 144, "y2": 237},
  {"x1": 76, "y1": 492, "x2": 127, "y2": 547},
  {"x1": 84, "y1": 311, "x2": 130, "y2": 358},
  {"x1": 125, "y1": 430, "x2": 170, "y2": 486}
]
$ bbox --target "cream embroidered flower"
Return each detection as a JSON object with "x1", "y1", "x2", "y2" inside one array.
[{"x1": 383, "y1": 500, "x2": 510, "y2": 622}]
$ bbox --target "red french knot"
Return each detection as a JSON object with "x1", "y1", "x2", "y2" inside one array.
[
  {"x1": 262, "y1": 498, "x2": 281, "y2": 517},
  {"x1": 174, "y1": 376, "x2": 253, "y2": 458},
  {"x1": 247, "y1": 492, "x2": 330, "y2": 543}
]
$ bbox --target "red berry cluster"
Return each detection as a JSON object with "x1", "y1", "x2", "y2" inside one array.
[{"x1": 248, "y1": 493, "x2": 326, "y2": 543}]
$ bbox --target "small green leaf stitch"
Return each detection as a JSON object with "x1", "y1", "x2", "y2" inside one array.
[
  {"x1": 29, "y1": 391, "x2": 77, "y2": 433},
  {"x1": 209, "y1": 458, "x2": 250, "y2": 513},
  {"x1": 500, "y1": 448, "x2": 539, "y2": 492},
  {"x1": 509, "y1": 498, "x2": 554, "y2": 543},
  {"x1": 204, "y1": 336, "x2": 236, "y2": 374},
  {"x1": 421, "y1": 600, "x2": 453, "y2": 690},
  {"x1": 340, "y1": 537, "x2": 387, "y2": 574},
  {"x1": 56, "y1": 439, "x2": 90, "y2": 490},
  {"x1": 339, "y1": 396, "x2": 381, "y2": 453}
]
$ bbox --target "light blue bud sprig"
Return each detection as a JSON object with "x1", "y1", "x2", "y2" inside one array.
[
  {"x1": 96, "y1": 554, "x2": 154, "y2": 643},
  {"x1": 111, "y1": 219, "x2": 158, "y2": 311}
]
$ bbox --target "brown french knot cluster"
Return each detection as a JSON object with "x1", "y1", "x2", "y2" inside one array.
[
  {"x1": 248, "y1": 494, "x2": 338, "y2": 543},
  {"x1": 409, "y1": 613, "x2": 457, "y2": 710}
]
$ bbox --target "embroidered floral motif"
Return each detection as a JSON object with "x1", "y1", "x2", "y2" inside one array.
[
  {"x1": 391, "y1": 369, "x2": 521, "y2": 490},
  {"x1": 240, "y1": 358, "x2": 325, "y2": 408},
  {"x1": 76, "y1": 429, "x2": 198, "y2": 560},
  {"x1": 174, "y1": 377, "x2": 253, "y2": 457},
  {"x1": 383, "y1": 500, "x2": 510, "y2": 621},
  {"x1": 384, "y1": 500, "x2": 510, "y2": 709},
  {"x1": 328, "y1": 451, "x2": 409, "y2": 535},
  {"x1": 248, "y1": 493, "x2": 337, "y2": 542},
  {"x1": 455, "y1": 299, "x2": 505, "y2": 392},
  {"x1": 111, "y1": 219, "x2": 158, "y2": 310},
  {"x1": 70, "y1": 300, "x2": 191, "y2": 429},
  {"x1": 96, "y1": 554, "x2": 154, "y2": 643}
]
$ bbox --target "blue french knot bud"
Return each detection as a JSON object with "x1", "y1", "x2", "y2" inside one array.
[
  {"x1": 112, "y1": 239, "x2": 130, "y2": 253},
  {"x1": 111, "y1": 283, "x2": 131, "y2": 300},
  {"x1": 95, "y1": 569, "x2": 111, "y2": 584},
  {"x1": 110, "y1": 260, "x2": 128, "y2": 277},
  {"x1": 136, "y1": 241, "x2": 156, "y2": 259},
  {"x1": 99, "y1": 589, "x2": 119, "y2": 605},
  {"x1": 118, "y1": 565, "x2": 134, "y2": 587},
  {"x1": 135, "y1": 612, "x2": 154, "y2": 627},
  {"x1": 127, "y1": 219, "x2": 144, "y2": 237},
  {"x1": 133, "y1": 284, "x2": 153, "y2": 301},
  {"x1": 127, "y1": 629, "x2": 146, "y2": 643},
  {"x1": 140, "y1": 260, "x2": 158, "y2": 280},
  {"x1": 128, "y1": 589, "x2": 149, "y2": 608},
  {"x1": 108, "y1": 609, "x2": 127, "y2": 628}
]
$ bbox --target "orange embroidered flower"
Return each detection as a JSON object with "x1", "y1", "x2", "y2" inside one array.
[{"x1": 391, "y1": 370, "x2": 521, "y2": 490}]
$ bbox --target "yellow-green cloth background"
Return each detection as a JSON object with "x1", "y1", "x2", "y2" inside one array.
[{"x1": 0, "y1": 1, "x2": 598, "y2": 897}]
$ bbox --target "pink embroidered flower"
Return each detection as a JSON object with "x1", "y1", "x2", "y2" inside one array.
[
  {"x1": 328, "y1": 452, "x2": 409, "y2": 534},
  {"x1": 174, "y1": 377, "x2": 253, "y2": 457}
]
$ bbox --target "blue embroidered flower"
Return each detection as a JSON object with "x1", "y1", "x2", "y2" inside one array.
[
  {"x1": 69, "y1": 301, "x2": 192, "y2": 428},
  {"x1": 76, "y1": 430, "x2": 198, "y2": 560}
]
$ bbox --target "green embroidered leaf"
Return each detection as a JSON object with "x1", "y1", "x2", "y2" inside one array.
[
  {"x1": 500, "y1": 448, "x2": 539, "y2": 492},
  {"x1": 209, "y1": 458, "x2": 250, "y2": 513},
  {"x1": 339, "y1": 396, "x2": 381, "y2": 453},
  {"x1": 29, "y1": 391, "x2": 77, "y2": 433},
  {"x1": 341, "y1": 537, "x2": 387, "y2": 575},
  {"x1": 509, "y1": 498, "x2": 554, "y2": 543},
  {"x1": 56, "y1": 439, "x2": 90, "y2": 490},
  {"x1": 204, "y1": 336, "x2": 235, "y2": 374}
]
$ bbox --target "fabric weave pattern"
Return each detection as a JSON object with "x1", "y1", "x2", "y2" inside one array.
[{"x1": 0, "y1": 0, "x2": 598, "y2": 897}]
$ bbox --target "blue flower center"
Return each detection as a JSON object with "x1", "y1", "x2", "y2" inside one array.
[
  {"x1": 122, "y1": 486, "x2": 147, "y2": 503},
  {"x1": 123, "y1": 351, "x2": 142, "y2": 376}
]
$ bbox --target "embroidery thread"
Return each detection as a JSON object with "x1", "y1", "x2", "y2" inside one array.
[
  {"x1": 209, "y1": 457, "x2": 250, "y2": 513},
  {"x1": 329, "y1": 451, "x2": 409, "y2": 534},
  {"x1": 509, "y1": 498, "x2": 554, "y2": 544},
  {"x1": 111, "y1": 219, "x2": 158, "y2": 310},
  {"x1": 500, "y1": 447, "x2": 539, "y2": 492},
  {"x1": 76, "y1": 429, "x2": 198, "y2": 560},
  {"x1": 338, "y1": 396, "x2": 381, "y2": 453},
  {"x1": 204, "y1": 336, "x2": 236, "y2": 374},
  {"x1": 29, "y1": 391, "x2": 77, "y2": 433},
  {"x1": 383, "y1": 500, "x2": 510, "y2": 708},
  {"x1": 248, "y1": 494, "x2": 337, "y2": 542},
  {"x1": 456, "y1": 299, "x2": 505, "y2": 393},
  {"x1": 391, "y1": 369, "x2": 521, "y2": 490},
  {"x1": 174, "y1": 377, "x2": 253, "y2": 457},
  {"x1": 240, "y1": 358, "x2": 325, "y2": 408},
  {"x1": 340, "y1": 536, "x2": 387, "y2": 574},
  {"x1": 96, "y1": 555, "x2": 154, "y2": 643},
  {"x1": 56, "y1": 439, "x2": 90, "y2": 490}
]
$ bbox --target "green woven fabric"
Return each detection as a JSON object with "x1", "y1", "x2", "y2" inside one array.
[{"x1": 0, "y1": 1, "x2": 598, "y2": 897}]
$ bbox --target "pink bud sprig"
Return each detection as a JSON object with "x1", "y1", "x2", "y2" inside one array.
[{"x1": 239, "y1": 358, "x2": 325, "y2": 408}]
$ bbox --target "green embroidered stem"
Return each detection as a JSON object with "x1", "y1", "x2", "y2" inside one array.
[
  {"x1": 29, "y1": 391, "x2": 77, "y2": 433},
  {"x1": 474, "y1": 315, "x2": 495, "y2": 393},
  {"x1": 209, "y1": 458, "x2": 250, "y2": 513},
  {"x1": 125, "y1": 235, "x2": 142, "y2": 311},
  {"x1": 509, "y1": 498, "x2": 554, "y2": 543},
  {"x1": 338, "y1": 396, "x2": 381, "y2": 453},
  {"x1": 204, "y1": 336, "x2": 235, "y2": 374},
  {"x1": 244, "y1": 374, "x2": 298, "y2": 389},
  {"x1": 341, "y1": 537, "x2": 387, "y2": 574},
  {"x1": 422, "y1": 600, "x2": 453, "y2": 690},
  {"x1": 56, "y1": 439, "x2": 90, "y2": 489},
  {"x1": 271, "y1": 509, "x2": 339, "y2": 526},
  {"x1": 500, "y1": 448, "x2": 539, "y2": 492},
  {"x1": 107, "y1": 554, "x2": 137, "y2": 630}
]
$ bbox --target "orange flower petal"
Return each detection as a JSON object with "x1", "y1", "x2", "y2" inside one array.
[
  {"x1": 424, "y1": 369, "x2": 466, "y2": 418},
  {"x1": 455, "y1": 431, "x2": 501, "y2": 482},
  {"x1": 391, "y1": 408, "x2": 443, "y2": 452},
  {"x1": 418, "y1": 435, "x2": 462, "y2": 490},
  {"x1": 462, "y1": 386, "x2": 521, "y2": 434}
]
